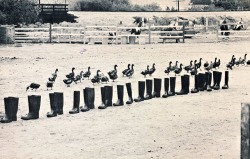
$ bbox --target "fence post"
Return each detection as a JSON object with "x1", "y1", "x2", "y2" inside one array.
[
  {"x1": 216, "y1": 21, "x2": 219, "y2": 43},
  {"x1": 241, "y1": 103, "x2": 250, "y2": 159},
  {"x1": 205, "y1": 17, "x2": 208, "y2": 32},
  {"x1": 182, "y1": 25, "x2": 185, "y2": 43},
  {"x1": 116, "y1": 25, "x2": 118, "y2": 45},
  {"x1": 148, "y1": 22, "x2": 151, "y2": 44},
  {"x1": 49, "y1": 23, "x2": 52, "y2": 43},
  {"x1": 83, "y1": 25, "x2": 86, "y2": 44}
]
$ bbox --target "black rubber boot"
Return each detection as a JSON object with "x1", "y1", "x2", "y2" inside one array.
[
  {"x1": 0, "y1": 97, "x2": 19, "y2": 123},
  {"x1": 21, "y1": 95, "x2": 41, "y2": 120},
  {"x1": 80, "y1": 88, "x2": 90, "y2": 112},
  {"x1": 191, "y1": 75, "x2": 199, "y2": 93},
  {"x1": 176, "y1": 75, "x2": 189, "y2": 95},
  {"x1": 69, "y1": 91, "x2": 80, "y2": 114},
  {"x1": 144, "y1": 79, "x2": 153, "y2": 100},
  {"x1": 98, "y1": 87, "x2": 107, "y2": 109},
  {"x1": 105, "y1": 86, "x2": 113, "y2": 107},
  {"x1": 134, "y1": 81, "x2": 145, "y2": 102},
  {"x1": 213, "y1": 72, "x2": 222, "y2": 90},
  {"x1": 47, "y1": 93, "x2": 57, "y2": 118},
  {"x1": 198, "y1": 73, "x2": 205, "y2": 91},
  {"x1": 126, "y1": 83, "x2": 133, "y2": 104},
  {"x1": 113, "y1": 85, "x2": 124, "y2": 106},
  {"x1": 152, "y1": 78, "x2": 162, "y2": 98},
  {"x1": 205, "y1": 72, "x2": 212, "y2": 92},
  {"x1": 162, "y1": 78, "x2": 169, "y2": 98},
  {"x1": 184, "y1": 75, "x2": 190, "y2": 94},
  {"x1": 168, "y1": 77, "x2": 176, "y2": 96},
  {"x1": 55, "y1": 92, "x2": 64, "y2": 115},
  {"x1": 211, "y1": 71, "x2": 218, "y2": 89},
  {"x1": 88, "y1": 88, "x2": 95, "y2": 109},
  {"x1": 222, "y1": 71, "x2": 229, "y2": 89}
]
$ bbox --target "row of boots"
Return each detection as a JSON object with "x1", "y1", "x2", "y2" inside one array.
[
  {"x1": 127, "y1": 71, "x2": 229, "y2": 102},
  {"x1": 0, "y1": 71, "x2": 229, "y2": 123}
]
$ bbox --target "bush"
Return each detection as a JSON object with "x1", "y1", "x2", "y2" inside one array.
[
  {"x1": 0, "y1": 0, "x2": 39, "y2": 25},
  {"x1": 74, "y1": 0, "x2": 162, "y2": 11}
]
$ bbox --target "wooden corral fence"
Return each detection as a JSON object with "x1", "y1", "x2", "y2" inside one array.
[
  {"x1": 15, "y1": 28, "x2": 50, "y2": 43},
  {"x1": 217, "y1": 23, "x2": 250, "y2": 42},
  {"x1": 83, "y1": 26, "x2": 117, "y2": 44},
  {"x1": 53, "y1": 27, "x2": 85, "y2": 43},
  {"x1": 14, "y1": 23, "x2": 249, "y2": 44}
]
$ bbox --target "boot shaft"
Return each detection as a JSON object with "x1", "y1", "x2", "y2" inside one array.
[
  {"x1": 126, "y1": 83, "x2": 133, "y2": 104},
  {"x1": 194, "y1": 75, "x2": 199, "y2": 89},
  {"x1": 222, "y1": 71, "x2": 229, "y2": 89},
  {"x1": 176, "y1": 75, "x2": 189, "y2": 95},
  {"x1": 164, "y1": 78, "x2": 169, "y2": 92},
  {"x1": 214, "y1": 71, "x2": 222, "y2": 90},
  {"x1": 2, "y1": 97, "x2": 19, "y2": 122},
  {"x1": 211, "y1": 71, "x2": 218, "y2": 88},
  {"x1": 47, "y1": 93, "x2": 57, "y2": 117},
  {"x1": 198, "y1": 73, "x2": 205, "y2": 91},
  {"x1": 55, "y1": 92, "x2": 64, "y2": 114},
  {"x1": 153, "y1": 78, "x2": 162, "y2": 97},
  {"x1": 191, "y1": 74, "x2": 199, "y2": 93},
  {"x1": 168, "y1": 77, "x2": 176, "y2": 96},
  {"x1": 184, "y1": 75, "x2": 190, "y2": 93},
  {"x1": 113, "y1": 85, "x2": 124, "y2": 106},
  {"x1": 145, "y1": 79, "x2": 153, "y2": 99},
  {"x1": 206, "y1": 72, "x2": 212, "y2": 91},
  {"x1": 49, "y1": 93, "x2": 56, "y2": 110},
  {"x1": 126, "y1": 83, "x2": 132, "y2": 97},
  {"x1": 162, "y1": 78, "x2": 169, "y2": 98},
  {"x1": 116, "y1": 85, "x2": 124, "y2": 101},
  {"x1": 100, "y1": 87, "x2": 106, "y2": 103},
  {"x1": 224, "y1": 71, "x2": 229, "y2": 85},
  {"x1": 23, "y1": 95, "x2": 41, "y2": 119},
  {"x1": 105, "y1": 86, "x2": 113, "y2": 106},
  {"x1": 146, "y1": 79, "x2": 153, "y2": 95},
  {"x1": 73, "y1": 91, "x2": 80, "y2": 109},
  {"x1": 138, "y1": 81, "x2": 145, "y2": 99},
  {"x1": 83, "y1": 88, "x2": 89, "y2": 106},
  {"x1": 28, "y1": 95, "x2": 41, "y2": 113},
  {"x1": 87, "y1": 87, "x2": 95, "y2": 109},
  {"x1": 134, "y1": 81, "x2": 145, "y2": 102}
]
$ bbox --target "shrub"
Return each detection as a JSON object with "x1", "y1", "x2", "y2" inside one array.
[{"x1": 0, "y1": 0, "x2": 39, "y2": 25}]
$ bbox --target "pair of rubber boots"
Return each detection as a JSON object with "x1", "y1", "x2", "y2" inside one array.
[
  {"x1": 211, "y1": 71, "x2": 229, "y2": 90},
  {"x1": 134, "y1": 78, "x2": 162, "y2": 102},
  {"x1": 21, "y1": 95, "x2": 41, "y2": 120},
  {"x1": 47, "y1": 92, "x2": 64, "y2": 118},
  {"x1": 191, "y1": 72, "x2": 213, "y2": 93},
  {"x1": 98, "y1": 86, "x2": 113, "y2": 109},
  {"x1": 69, "y1": 88, "x2": 95, "y2": 114},
  {"x1": 191, "y1": 71, "x2": 228, "y2": 93},
  {"x1": 0, "y1": 97, "x2": 19, "y2": 123},
  {"x1": 161, "y1": 75, "x2": 190, "y2": 97},
  {"x1": 98, "y1": 83, "x2": 133, "y2": 109}
]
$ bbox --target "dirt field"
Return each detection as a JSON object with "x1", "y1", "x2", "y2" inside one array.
[{"x1": 0, "y1": 39, "x2": 250, "y2": 158}]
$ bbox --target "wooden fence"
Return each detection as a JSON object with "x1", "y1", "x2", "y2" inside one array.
[{"x1": 14, "y1": 23, "x2": 249, "y2": 44}]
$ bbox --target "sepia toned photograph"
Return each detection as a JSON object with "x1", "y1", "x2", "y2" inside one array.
[{"x1": 0, "y1": 0, "x2": 250, "y2": 158}]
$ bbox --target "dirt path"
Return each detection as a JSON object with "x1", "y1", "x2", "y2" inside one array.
[{"x1": 0, "y1": 40, "x2": 249, "y2": 158}]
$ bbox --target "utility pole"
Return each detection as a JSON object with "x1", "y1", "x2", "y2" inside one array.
[
  {"x1": 176, "y1": 0, "x2": 180, "y2": 12},
  {"x1": 177, "y1": 0, "x2": 180, "y2": 12}
]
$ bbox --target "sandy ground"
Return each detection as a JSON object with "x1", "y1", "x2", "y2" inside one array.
[{"x1": 0, "y1": 38, "x2": 250, "y2": 158}]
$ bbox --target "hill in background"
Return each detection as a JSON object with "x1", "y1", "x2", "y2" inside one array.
[{"x1": 32, "y1": 0, "x2": 191, "y2": 11}]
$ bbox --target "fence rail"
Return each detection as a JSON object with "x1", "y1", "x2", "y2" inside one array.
[{"x1": 14, "y1": 23, "x2": 249, "y2": 44}]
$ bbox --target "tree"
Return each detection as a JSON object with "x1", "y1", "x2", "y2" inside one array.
[
  {"x1": 0, "y1": 0, "x2": 39, "y2": 25},
  {"x1": 191, "y1": 0, "x2": 211, "y2": 5}
]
